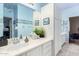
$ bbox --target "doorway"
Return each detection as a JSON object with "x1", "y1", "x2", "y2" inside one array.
[
  {"x1": 69, "y1": 16, "x2": 79, "y2": 44},
  {"x1": 3, "y1": 17, "x2": 12, "y2": 39}
]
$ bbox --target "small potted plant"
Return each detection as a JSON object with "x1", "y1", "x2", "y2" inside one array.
[{"x1": 34, "y1": 27, "x2": 45, "y2": 38}]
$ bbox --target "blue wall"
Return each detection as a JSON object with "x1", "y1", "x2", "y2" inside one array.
[
  {"x1": 0, "y1": 4, "x2": 3, "y2": 37},
  {"x1": 18, "y1": 4, "x2": 33, "y2": 37}
]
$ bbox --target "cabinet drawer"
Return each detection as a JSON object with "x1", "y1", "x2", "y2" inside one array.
[
  {"x1": 17, "y1": 52, "x2": 27, "y2": 56},
  {"x1": 42, "y1": 41, "x2": 52, "y2": 56},
  {"x1": 43, "y1": 41, "x2": 51, "y2": 49},
  {"x1": 43, "y1": 48, "x2": 51, "y2": 56},
  {"x1": 27, "y1": 46, "x2": 41, "y2": 56}
]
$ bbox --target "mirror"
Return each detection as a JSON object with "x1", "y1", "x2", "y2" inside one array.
[
  {"x1": 3, "y1": 3, "x2": 18, "y2": 39},
  {"x1": 0, "y1": 3, "x2": 33, "y2": 46}
]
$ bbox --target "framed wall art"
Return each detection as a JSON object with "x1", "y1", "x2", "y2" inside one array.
[
  {"x1": 35, "y1": 20, "x2": 39, "y2": 26},
  {"x1": 43, "y1": 17, "x2": 50, "y2": 25}
]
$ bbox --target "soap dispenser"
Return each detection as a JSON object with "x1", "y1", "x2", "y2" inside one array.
[{"x1": 24, "y1": 36, "x2": 29, "y2": 43}]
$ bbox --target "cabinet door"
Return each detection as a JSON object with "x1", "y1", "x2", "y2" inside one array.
[
  {"x1": 42, "y1": 41, "x2": 52, "y2": 56},
  {"x1": 17, "y1": 52, "x2": 27, "y2": 56},
  {"x1": 27, "y1": 46, "x2": 42, "y2": 56}
]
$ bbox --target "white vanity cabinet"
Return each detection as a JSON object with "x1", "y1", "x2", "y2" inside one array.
[
  {"x1": 27, "y1": 46, "x2": 42, "y2": 56},
  {"x1": 17, "y1": 52, "x2": 27, "y2": 56},
  {"x1": 26, "y1": 41, "x2": 52, "y2": 56},
  {"x1": 17, "y1": 40, "x2": 52, "y2": 56},
  {"x1": 42, "y1": 41, "x2": 52, "y2": 56}
]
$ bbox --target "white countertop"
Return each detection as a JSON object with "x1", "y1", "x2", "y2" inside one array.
[{"x1": 0, "y1": 37, "x2": 53, "y2": 56}]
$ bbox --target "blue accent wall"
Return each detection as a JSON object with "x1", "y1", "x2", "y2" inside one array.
[
  {"x1": 18, "y1": 4, "x2": 33, "y2": 37},
  {"x1": 0, "y1": 4, "x2": 3, "y2": 37}
]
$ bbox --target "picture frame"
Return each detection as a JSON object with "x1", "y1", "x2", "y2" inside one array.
[
  {"x1": 35, "y1": 20, "x2": 39, "y2": 26},
  {"x1": 43, "y1": 17, "x2": 50, "y2": 25}
]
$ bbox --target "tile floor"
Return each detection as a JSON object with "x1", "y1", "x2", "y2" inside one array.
[{"x1": 57, "y1": 43, "x2": 79, "y2": 56}]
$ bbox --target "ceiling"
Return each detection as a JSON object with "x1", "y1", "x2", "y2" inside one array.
[
  {"x1": 55, "y1": 3, "x2": 79, "y2": 11},
  {"x1": 21, "y1": 3, "x2": 47, "y2": 10},
  {"x1": 4, "y1": 3, "x2": 79, "y2": 11},
  {"x1": 4, "y1": 3, "x2": 47, "y2": 11}
]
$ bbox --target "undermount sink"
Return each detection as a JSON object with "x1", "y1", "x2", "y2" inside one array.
[
  {"x1": 0, "y1": 41, "x2": 28, "y2": 52},
  {"x1": 8, "y1": 42, "x2": 28, "y2": 51},
  {"x1": 0, "y1": 53, "x2": 10, "y2": 56}
]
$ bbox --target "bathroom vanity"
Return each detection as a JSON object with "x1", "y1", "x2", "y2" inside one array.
[{"x1": 0, "y1": 37, "x2": 53, "y2": 56}]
